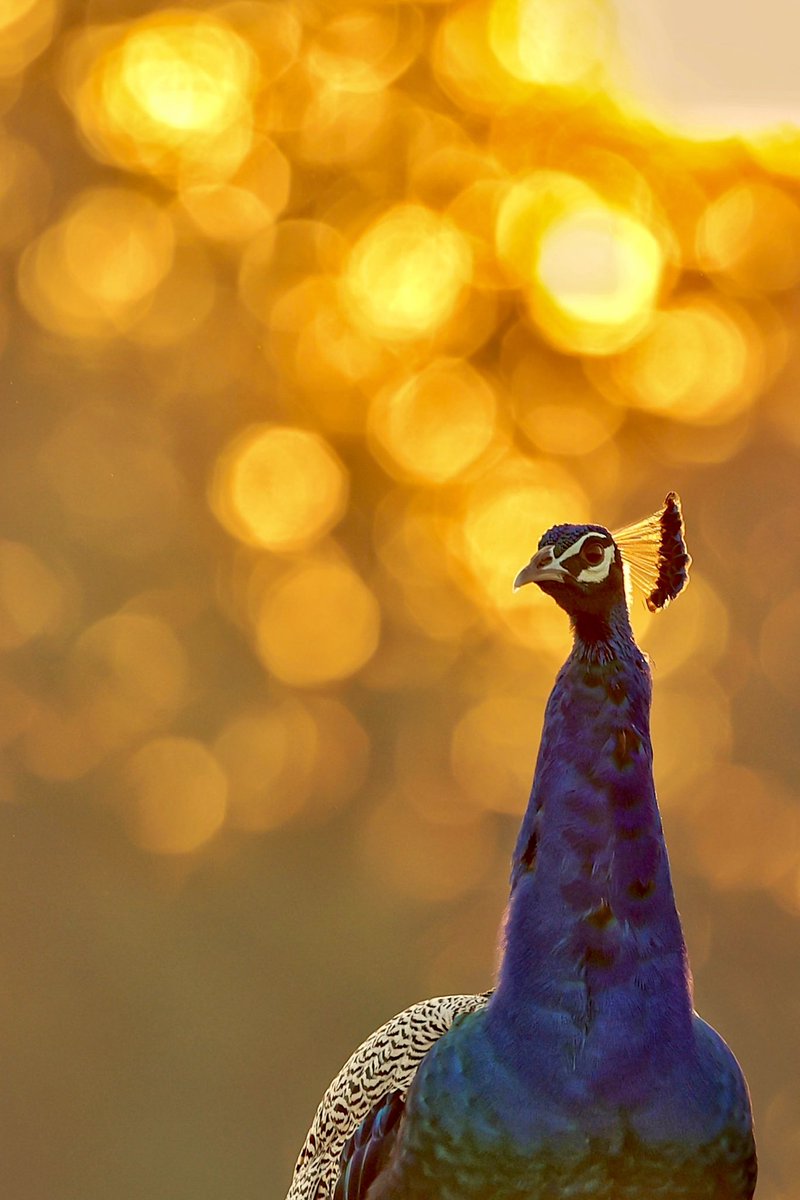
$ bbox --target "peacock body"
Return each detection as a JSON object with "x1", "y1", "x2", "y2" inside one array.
[{"x1": 287, "y1": 495, "x2": 756, "y2": 1200}]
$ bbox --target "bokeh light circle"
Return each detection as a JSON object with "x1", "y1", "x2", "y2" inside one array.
[
  {"x1": 531, "y1": 204, "x2": 665, "y2": 353},
  {"x1": 489, "y1": 0, "x2": 611, "y2": 88},
  {"x1": 66, "y1": 11, "x2": 259, "y2": 184},
  {"x1": 211, "y1": 425, "x2": 349, "y2": 552},
  {"x1": 343, "y1": 205, "x2": 473, "y2": 341},
  {"x1": 599, "y1": 294, "x2": 759, "y2": 424},
  {"x1": 254, "y1": 560, "x2": 381, "y2": 686},
  {"x1": 19, "y1": 188, "x2": 175, "y2": 337},
  {"x1": 369, "y1": 359, "x2": 497, "y2": 483},
  {"x1": 124, "y1": 736, "x2": 228, "y2": 855}
]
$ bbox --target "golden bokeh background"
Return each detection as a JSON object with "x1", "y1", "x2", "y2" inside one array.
[{"x1": 2, "y1": 1, "x2": 800, "y2": 1196}]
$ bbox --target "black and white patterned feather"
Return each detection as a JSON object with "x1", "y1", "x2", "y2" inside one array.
[{"x1": 286, "y1": 992, "x2": 491, "y2": 1200}]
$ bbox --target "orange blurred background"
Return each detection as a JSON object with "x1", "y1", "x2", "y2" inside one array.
[{"x1": 1, "y1": 1, "x2": 799, "y2": 1197}]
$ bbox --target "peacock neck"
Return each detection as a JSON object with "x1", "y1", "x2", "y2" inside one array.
[{"x1": 490, "y1": 598, "x2": 694, "y2": 1084}]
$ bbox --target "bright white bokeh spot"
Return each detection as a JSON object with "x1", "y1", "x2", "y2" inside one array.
[{"x1": 612, "y1": 0, "x2": 800, "y2": 134}]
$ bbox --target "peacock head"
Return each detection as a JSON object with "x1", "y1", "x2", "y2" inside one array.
[{"x1": 513, "y1": 492, "x2": 691, "y2": 620}]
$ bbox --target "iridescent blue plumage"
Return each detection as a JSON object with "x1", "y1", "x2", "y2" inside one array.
[{"x1": 290, "y1": 496, "x2": 755, "y2": 1200}]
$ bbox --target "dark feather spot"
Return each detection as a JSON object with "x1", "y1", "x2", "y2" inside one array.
[
  {"x1": 563, "y1": 826, "x2": 602, "y2": 856},
  {"x1": 583, "y1": 945, "x2": 615, "y2": 968},
  {"x1": 583, "y1": 667, "x2": 604, "y2": 688},
  {"x1": 586, "y1": 900, "x2": 615, "y2": 929},
  {"x1": 628, "y1": 878, "x2": 655, "y2": 900},
  {"x1": 520, "y1": 829, "x2": 538, "y2": 872},
  {"x1": 612, "y1": 780, "x2": 643, "y2": 811},
  {"x1": 613, "y1": 727, "x2": 642, "y2": 769}
]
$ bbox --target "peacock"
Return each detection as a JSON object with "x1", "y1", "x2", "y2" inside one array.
[{"x1": 286, "y1": 493, "x2": 756, "y2": 1200}]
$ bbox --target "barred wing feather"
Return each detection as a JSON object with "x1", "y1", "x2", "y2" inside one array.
[{"x1": 287, "y1": 992, "x2": 491, "y2": 1200}]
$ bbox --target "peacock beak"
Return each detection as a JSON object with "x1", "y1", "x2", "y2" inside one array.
[{"x1": 513, "y1": 547, "x2": 569, "y2": 592}]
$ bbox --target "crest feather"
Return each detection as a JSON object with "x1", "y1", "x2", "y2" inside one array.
[{"x1": 613, "y1": 492, "x2": 691, "y2": 612}]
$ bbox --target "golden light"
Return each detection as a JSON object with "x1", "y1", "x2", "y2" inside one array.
[
  {"x1": 532, "y1": 203, "x2": 665, "y2": 354},
  {"x1": 0, "y1": 0, "x2": 57, "y2": 80},
  {"x1": 343, "y1": 205, "x2": 473, "y2": 341},
  {"x1": 125, "y1": 244, "x2": 217, "y2": 348},
  {"x1": 446, "y1": 176, "x2": 510, "y2": 290},
  {"x1": 253, "y1": 559, "x2": 381, "y2": 687},
  {"x1": 451, "y1": 695, "x2": 545, "y2": 814},
  {"x1": 759, "y1": 589, "x2": 800, "y2": 705},
  {"x1": 259, "y1": 59, "x2": 317, "y2": 136},
  {"x1": 761, "y1": 1088, "x2": 800, "y2": 1194},
  {"x1": 599, "y1": 295, "x2": 759, "y2": 424},
  {"x1": 517, "y1": 397, "x2": 619, "y2": 457},
  {"x1": 509, "y1": 342, "x2": 622, "y2": 455},
  {"x1": 68, "y1": 612, "x2": 188, "y2": 751},
  {"x1": 0, "y1": 298, "x2": 11, "y2": 366},
  {"x1": 0, "y1": 678, "x2": 36, "y2": 751},
  {"x1": 238, "y1": 219, "x2": 348, "y2": 325},
  {"x1": 697, "y1": 181, "x2": 800, "y2": 294},
  {"x1": 302, "y1": 695, "x2": 370, "y2": 813},
  {"x1": 0, "y1": 0, "x2": 49, "y2": 33},
  {"x1": 433, "y1": 0, "x2": 537, "y2": 112},
  {"x1": 610, "y1": 0, "x2": 800, "y2": 140},
  {"x1": 368, "y1": 359, "x2": 497, "y2": 484},
  {"x1": 39, "y1": 403, "x2": 184, "y2": 554},
  {"x1": 213, "y1": 702, "x2": 316, "y2": 833},
  {"x1": 0, "y1": 132, "x2": 51, "y2": 253},
  {"x1": 456, "y1": 455, "x2": 588, "y2": 611},
  {"x1": 650, "y1": 676, "x2": 732, "y2": 806},
  {"x1": 293, "y1": 80, "x2": 396, "y2": 168},
  {"x1": 495, "y1": 171, "x2": 598, "y2": 286},
  {"x1": 178, "y1": 138, "x2": 290, "y2": 242},
  {"x1": 431, "y1": 285, "x2": 501, "y2": 361},
  {"x1": 20, "y1": 610, "x2": 189, "y2": 782},
  {"x1": 210, "y1": 424, "x2": 349, "y2": 552},
  {"x1": 121, "y1": 24, "x2": 244, "y2": 131},
  {"x1": 124, "y1": 736, "x2": 228, "y2": 855},
  {"x1": 19, "y1": 707, "x2": 106, "y2": 783},
  {"x1": 746, "y1": 127, "x2": 800, "y2": 181},
  {"x1": 637, "y1": 574, "x2": 729, "y2": 677},
  {"x1": 360, "y1": 624, "x2": 463, "y2": 692},
  {"x1": 360, "y1": 790, "x2": 494, "y2": 902},
  {"x1": 374, "y1": 494, "x2": 479, "y2": 642},
  {"x1": 489, "y1": 0, "x2": 611, "y2": 88},
  {"x1": 214, "y1": 696, "x2": 369, "y2": 832},
  {"x1": 218, "y1": 0, "x2": 302, "y2": 87},
  {"x1": 0, "y1": 540, "x2": 63, "y2": 650},
  {"x1": 267, "y1": 276, "x2": 388, "y2": 430},
  {"x1": 687, "y1": 765, "x2": 800, "y2": 890},
  {"x1": 18, "y1": 188, "x2": 174, "y2": 338},
  {"x1": 65, "y1": 12, "x2": 258, "y2": 184},
  {"x1": 411, "y1": 139, "x2": 502, "y2": 214},
  {"x1": 305, "y1": 6, "x2": 423, "y2": 94}
]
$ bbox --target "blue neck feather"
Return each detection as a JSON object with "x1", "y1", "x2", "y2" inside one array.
[{"x1": 489, "y1": 598, "x2": 693, "y2": 1096}]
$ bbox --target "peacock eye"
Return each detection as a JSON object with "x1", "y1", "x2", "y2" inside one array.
[{"x1": 582, "y1": 542, "x2": 605, "y2": 566}]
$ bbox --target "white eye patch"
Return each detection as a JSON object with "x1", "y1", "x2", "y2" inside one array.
[
  {"x1": 555, "y1": 533, "x2": 615, "y2": 584},
  {"x1": 574, "y1": 543, "x2": 615, "y2": 584}
]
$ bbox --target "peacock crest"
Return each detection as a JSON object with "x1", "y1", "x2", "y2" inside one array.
[{"x1": 613, "y1": 491, "x2": 692, "y2": 612}]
